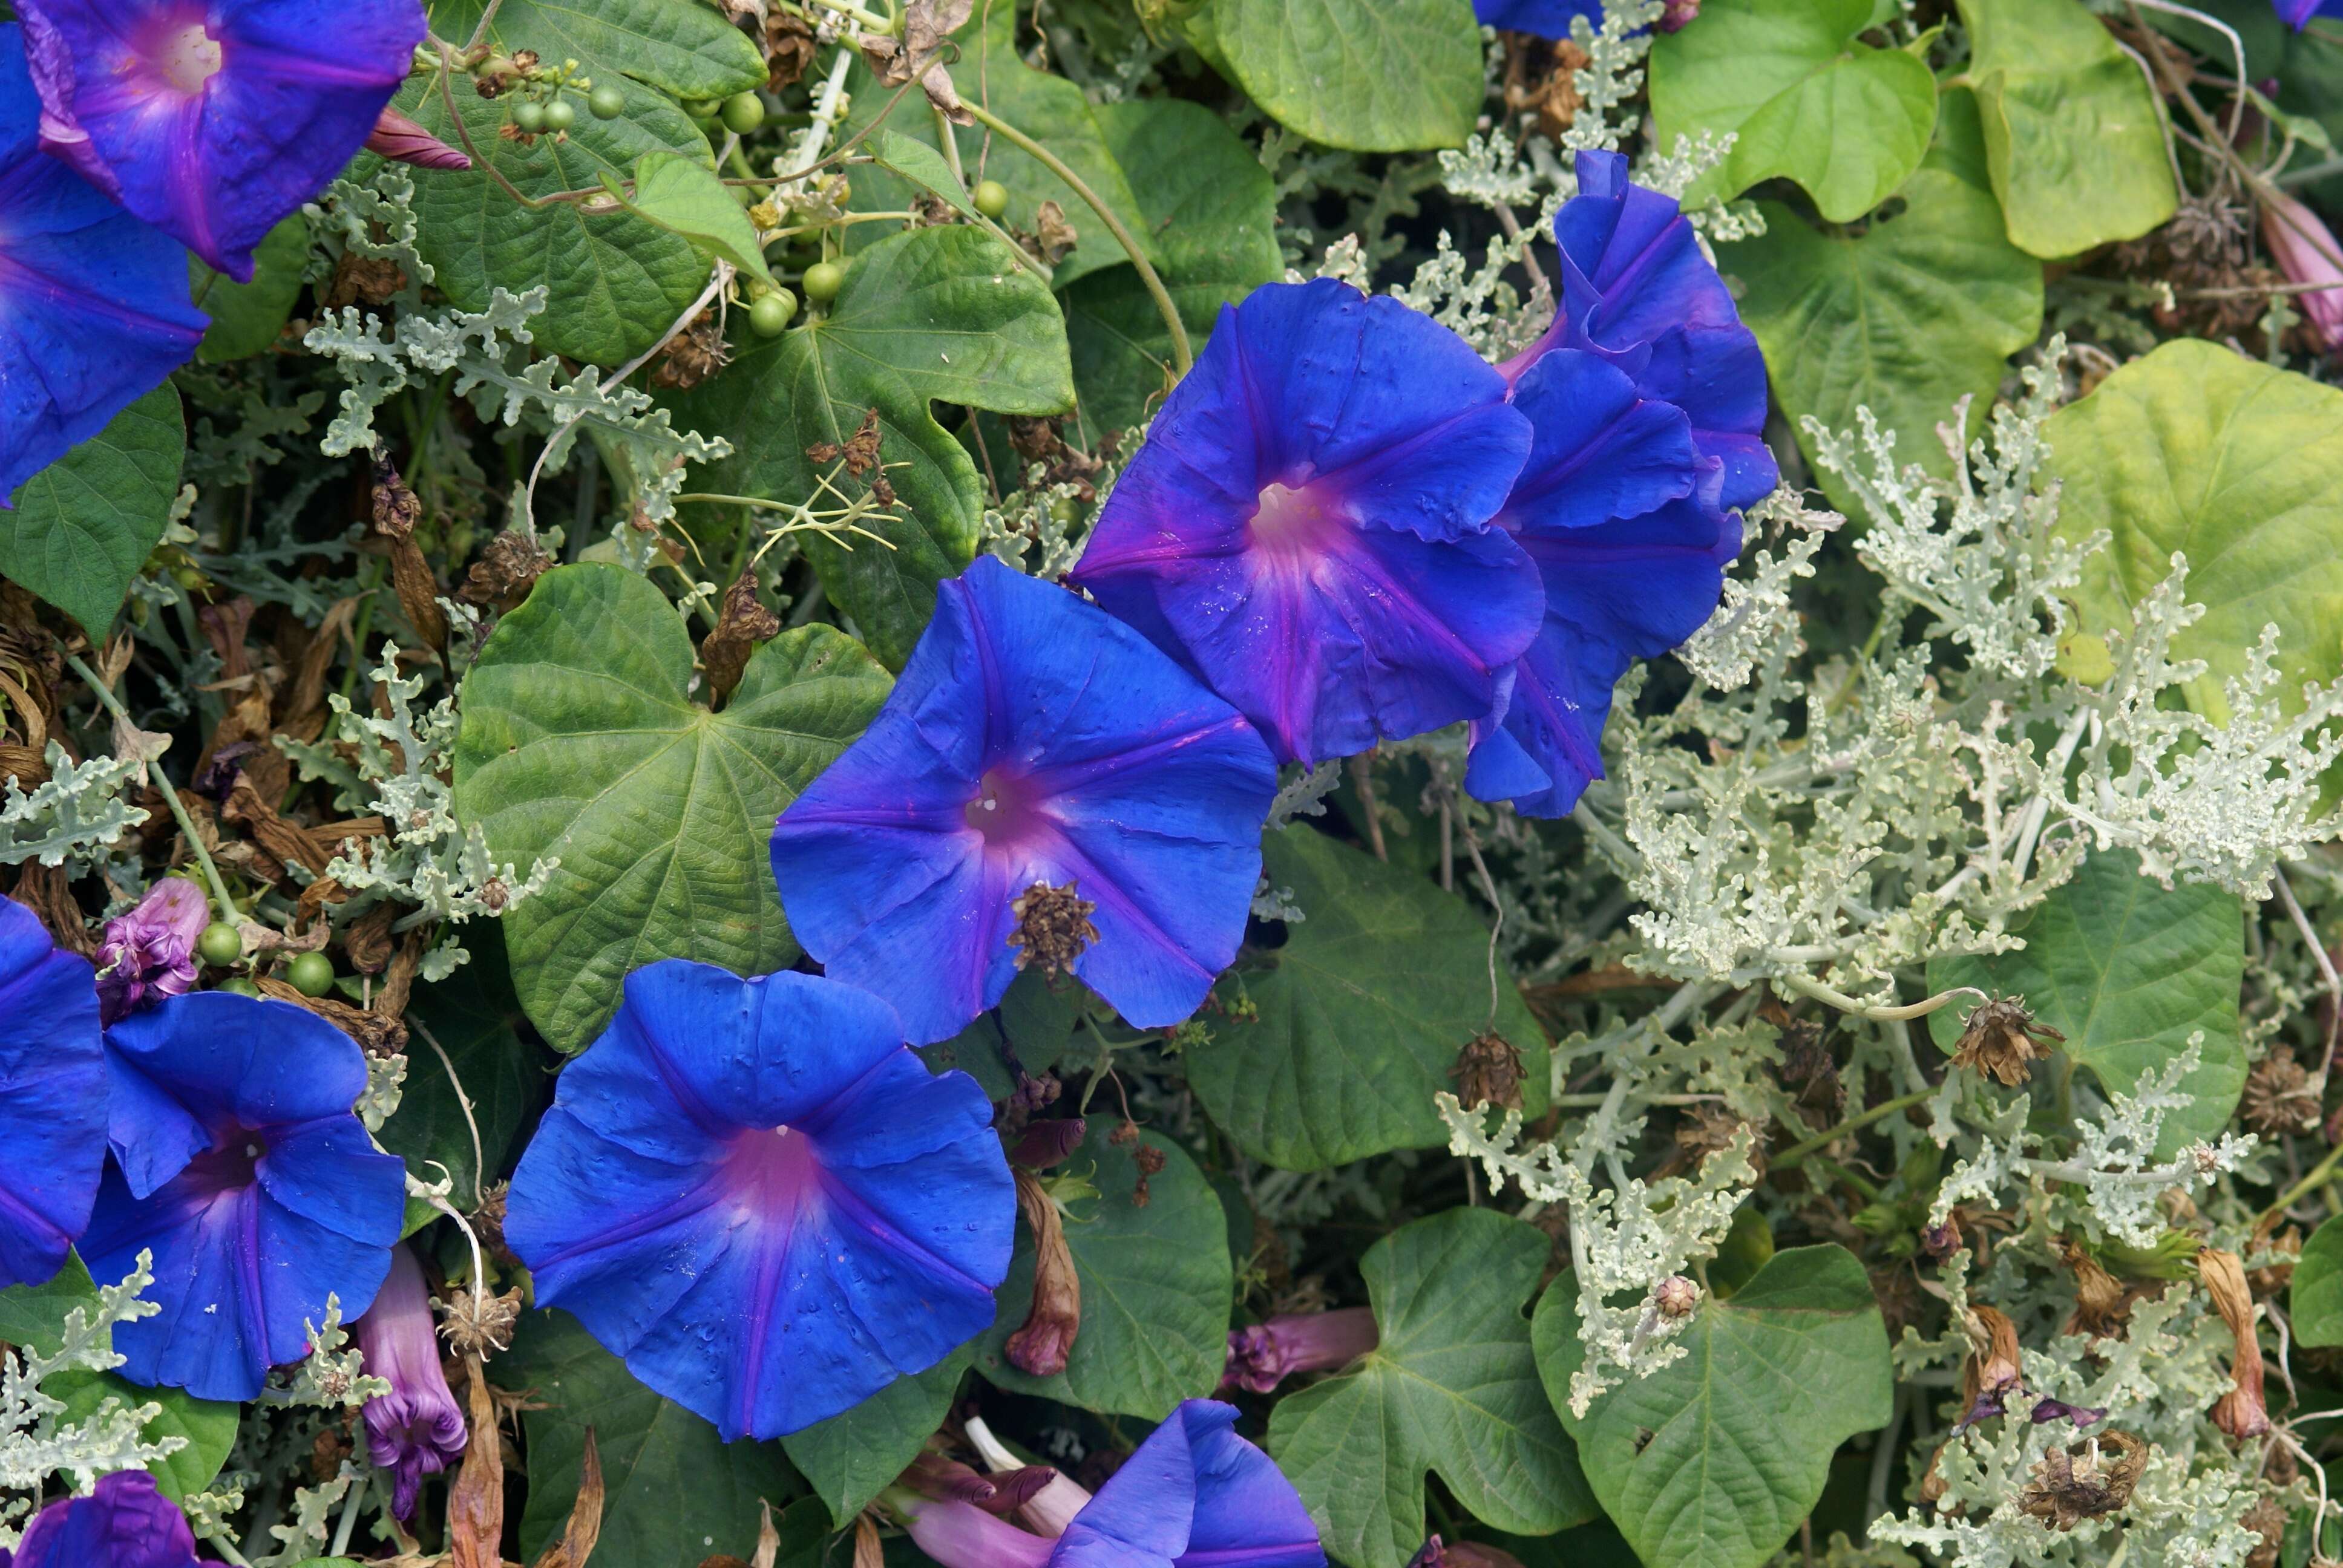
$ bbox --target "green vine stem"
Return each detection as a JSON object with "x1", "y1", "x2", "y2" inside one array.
[
  {"x1": 66, "y1": 653, "x2": 239, "y2": 921},
  {"x1": 958, "y1": 100, "x2": 1193, "y2": 376}
]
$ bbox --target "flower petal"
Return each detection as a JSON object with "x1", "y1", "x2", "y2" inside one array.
[
  {"x1": 0, "y1": 897, "x2": 103, "y2": 1289},
  {"x1": 1052, "y1": 1400, "x2": 1325, "y2": 1568}
]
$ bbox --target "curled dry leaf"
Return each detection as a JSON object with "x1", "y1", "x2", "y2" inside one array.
[{"x1": 1006, "y1": 1167, "x2": 1081, "y2": 1376}]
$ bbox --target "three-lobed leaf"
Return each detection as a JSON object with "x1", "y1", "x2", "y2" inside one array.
[
  {"x1": 1722, "y1": 166, "x2": 2042, "y2": 515},
  {"x1": 0, "y1": 384, "x2": 184, "y2": 637},
  {"x1": 2044, "y1": 339, "x2": 2343, "y2": 726},
  {"x1": 1270, "y1": 1207, "x2": 1595, "y2": 1568},
  {"x1": 503, "y1": 1308, "x2": 805, "y2": 1567},
  {"x1": 452, "y1": 563, "x2": 892, "y2": 1053},
  {"x1": 1187, "y1": 828, "x2": 1550, "y2": 1171},
  {"x1": 1534, "y1": 1246, "x2": 1892, "y2": 1568},
  {"x1": 976, "y1": 1119, "x2": 1231, "y2": 1420},
  {"x1": 1927, "y1": 848, "x2": 2246, "y2": 1157},
  {"x1": 663, "y1": 225, "x2": 1073, "y2": 668},
  {"x1": 1955, "y1": 0, "x2": 2178, "y2": 256},
  {"x1": 1653, "y1": 0, "x2": 1939, "y2": 223}
]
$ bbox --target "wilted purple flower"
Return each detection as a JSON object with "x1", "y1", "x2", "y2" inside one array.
[
  {"x1": 0, "y1": 24, "x2": 205, "y2": 509},
  {"x1": 95, "y1": 878, "x2": 210, "y2": 1024},
  {"x1": 19, "y1": 0, "x2": 427, "y2": 279},
  {"x1": 80, "y1": 991, "x2": 407, "y2": 1400},
  {"x1": 2276, "y1": 0, "x2": 2342, "y2": 28},
  {"x1": 1472, "y1": 0, "x2": 1602, "y2": 38},
  {"x1": 1222, "y1": 1307, "x2": 1378, "y2": 1394},
  {"x1": 0, "y1": 895, "x2": 105, "y2": 1290},
  {"x1": 771, "y1": 557, "x2": 1279, "y2": 1045},
  {"x1": 1070, "y1": 278, "x2": 1542, "y2": 768},
  {"x1": 2030, "y1": 1397, "x2": 2108, "y2": 1429},
  {"x1": 2261, "y1": 187, "x2": 2343, "y2": 353},
  {"x1": 1659, "y1": 0, "x2": 1700, "y2": 28},
  {"x1": 1504, "y1": 150, "x2": 1777, "y2": 512},
  {"x1": 505, "y1": 961, "x2": 1014, "y2": 1440},
  {"x1": 354, "y1": 1243, "x2": 467, "y2": 1520},
  {"x1": 0, "y1": 1470, "x2": 199, "y2": 1568},
  {"x1": 904, "y1": 1400, "x2": 1325, "y2": 1568},
  {"x1": 365, "y1": 103, "x2": 470, "y2": 171}
]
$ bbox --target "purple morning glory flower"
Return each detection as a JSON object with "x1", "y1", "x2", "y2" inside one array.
[
  {"x1": 504, "y1": 961, "x2": 1015, "y2": 1441},
  {"x1": 1503, "y1": 150, "x2": 1777, "y2": 514},
  {"x1": 1069, "y1": 278, "x2": 1543, "y2": 768},
  {"x1": 0, "y1": 895, "x2": 105, "y2": 1290},
  {"x1": 95, "y1": 878, "x2": 209, "y2": 1025},
  {"x1": 79, "y1": 991, "x2": 407, "y2": 1401},
  {"x1": 905, "y1": 1400, "x2": 1326, "y2": 1568},
  {"x1": 2278, "y1": 0, "x2": 2343, "y2": 27},
  {"x1": 771, "y1": 555, "x2": 1279, "y2": 1045},
  {"x1": 18, "y1": 0, "x2": 427, "y2": 279},
  {"x1": 354, "y1": 1241, "x2": 467, "y2": 1521},
  {"x1": 1474, "y1": 0, "x2": 1603, "y2": 38},
  {"x1": 1463, "y1": 351, "x2": 1741, "y2": 817},
  {"x1": 0, "y1": 1470, "x2": 200, "y2": 1568},
  {"x1": 1222, "y1": 1307, "x2": 1378, "y2": 1395},
  {"x1": 0, "y1": 23, "x2": 205, "y2": 509}
]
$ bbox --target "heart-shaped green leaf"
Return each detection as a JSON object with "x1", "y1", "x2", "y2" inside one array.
[
  {"x1": 606, "y1": 150, "x2": 775, "y2": 287},
  {"x1": 453, "y1": 563, "x2": 891, "y2": 1052},
  {"x1": 1955, "y1": 0, "x2": 2178, "y2": 256},
  {"x1": 2044, "y1": 339, "x2": 2343, "y2": 726},
  {"x1": 2292, "y1": 1214, "x2": 2343, "y2": 1348},
  {"x1": 0, "y1": 384, "x2": 183, "y2": 637},
  {"x1": 1721, "y1": 166, "x2": 2043, "y2": 515},
  {"x1": 1534, "y1": 1246, "x2": 1892, "y2": 1568},
  {"x1": 663, "y1": 225, "x2": 1073, "y2": 668},
  {"x1": 191, "y1": 217, "x2": 309, "y2": 362},
  {"x1": 1270, "y1": 1208, "x2": 1595, "y2": 1568},
  {"x1": 1927, "y1": 848, "x2": 2246, "y2": 1157},
  {"x1": 977, "y1": 1119, "x2": 1231, "y2": 1420},
  {"x1": 1187, "y1": 828, "x2": 1550, "y2": 1171},
  {"x1": 1653, "y1": 0, "x2": 1939, "y2": 222},
  {"x1": 1199, "y1": 0, "x2": 1483, "y2": 154},
  {"x1": 782, "y1": 1344, "x2": 974, "y2": 1525},
  {"x1": 44, "y1": 1371, "x2": 238, "y2": 1501}
]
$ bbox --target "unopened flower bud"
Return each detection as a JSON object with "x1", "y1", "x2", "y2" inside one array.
[
  {"x1": 95, "y1": 877, "x2": 210, "y2": 1024},
  {"x1": 1654, "y1": 1275, "x2": 1699, "y2": 1319},
  {"x1": 364, "y1": 105, "x2": 471, "y2": 171},
  {"x1": 1222, "y1": 1307, "x2": 1379, "y2": 1394},
  {"x1": 353, "y1": 1244, "x2": 468, "y2": 1520}
]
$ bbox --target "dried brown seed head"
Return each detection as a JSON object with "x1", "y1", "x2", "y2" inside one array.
[
  {"x1": 1008, "y1": 880, "x2": 1099, "y2": 979},
  {"x1": 1950, "y1": 996, "x2": 2063, "y2": 1086}
]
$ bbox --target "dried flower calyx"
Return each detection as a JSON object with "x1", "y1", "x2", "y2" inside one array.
[
  {"x1": 1008, "y1": 880, "x2": 1099, "y2": 979},
  {"x1": 1452, "y1": 1030, "x2": 1527, "y2": 1112},
  {"x1": 1950, "y1": 996, "x2": 2064, "y2": 1086},
  {"x1": 2017, "y1": 1431, "x2": 2148, "y2": 1531},
  {"x1": 2200, "y1": 1246, "x2": 2272, "y2": 1438}
]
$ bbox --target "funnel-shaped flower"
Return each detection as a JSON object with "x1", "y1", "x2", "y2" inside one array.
[
  {"x1": 0, "y1": 895, "x2": 105, "y2": 1289},
  {"x1": 96, "y1": 878, "x2": 210, "y2": 1024},
  {"x1": 80, "y1": 991, "x2": 407, "y2": 1400},
  {"x1": 0, "y1": 24, "x2": 205, "y2": 508},
  {"x1": 1464, "y1": 350, "x2": 1740, "y2": 817},
  {"x1": 1070, "y1": 278, "x2": 1542, "y2": 766},
  {"x1": 1504, "y1": 150, "x2": 1777, "y2": 512},
  {"x1": 2278, "y1": 0, "x2": 2341, "y2": 28},
  {"x1": 1473, "y1": 0, "x2": 1602, "y2": 37},
  {"x1": 18, "y1": 0, "x2": 427, "y2": 279},
  {"x1": 772, "y1": 557, "x2": 1278, "y2": 1045},
  {"x1": 504, "y1": 961, "x2": 1015, "y2": 1440},
  {"x1": 355, "y1": 1242, "x2": 467, "y2": 1520},
  {"x1": 1222, "y1": 1307, "x2": 1378, "y2": 1395},
  {"x1": 2260, "y1": 186, "x2": 2343, "y2": 353},
  {"x1": 0, "y1": 1469, "x2": 200, "y2": 1568},
  {"x1": 908, "y1": 1400, "x2": 1325, "y2": 1568}
]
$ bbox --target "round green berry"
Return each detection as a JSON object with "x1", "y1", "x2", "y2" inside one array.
[
  {"x1": 197, "y1": 921, "x2": 243, "y2": 968},
  {"x1": 802, "y1": 260, "x2": 845, "y2": 304},
  {"x1": 218, "y1": 976, "x2": 262, "y2": 998},
  {"x1": 721, "y1": 92, "x2": 765, "y2": 135},
  {"x1": 588, "y1": 82, "x2": 626, "y2": 119},
  {"x1": 972, "y1": 178, "x2": 1009, "y2": 220},
  {"x1": 750, "y1": 290, "x2": 798, "y2": 336},
  {"x1": 685, "y1": 97, "x2": 719, "y2": 120},
  {"x1": 513, "y1": 99, "x2": 546, "y2": 133},
  {"x1": 543, "y1": 98, "x2": 576, "y2": 132},
  {"x1": 286, "y1": 951, "x2": 336, "y2": 999}
]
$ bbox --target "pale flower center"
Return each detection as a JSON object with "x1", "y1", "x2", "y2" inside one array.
[
  {"x1": 157, "y1": 25, "x2": 225, "y2": 95},
  {"x1": 1248, "y1": 479, "x2": 1347, "y2": 561}
]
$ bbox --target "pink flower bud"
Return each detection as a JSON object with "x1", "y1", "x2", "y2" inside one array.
[
  {"x1": 1222, "y1": 1307, "x2": 1378, "y2": 1394},
  {"x1": 355, "y1": 1243, "x2": 468, "y2": 1520},
  {"x1": 95, "y1": 877, "x2": 209, "y2": 1023},
  {"x1": 365, "y1": 105, "x2": 471, "y2": 171}
]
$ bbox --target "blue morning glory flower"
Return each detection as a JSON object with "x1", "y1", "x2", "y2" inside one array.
[
  {"x1": 503, "y1": 961, "x2": 1015, "y2": 1441},
  {"x1": 18, "y1": 0, "x2": 426, "y2": 279},
  {"x1": 80, "y1": 991, "x2": 407, "y2": 1402},
  {"x1": 0, "y1": 23, "x2": 205, "y2": 509},
  {"x1": 1463, "y1": 350, "x2": 1740, "y2": 818},
  {"x1": 1474, "y1": 0, "x2": 1603, "y2": 38},
  {"x1": 1070, "y1": 279, "x2": 1542, "y2": 768},
  {"x1": 0, "y1": 895, "x2": 105, "y2": 1290},
  {"x1": 2278, "y1": 0, "x2": 2342, "y2": 27},
  {"x1": 0, "y1": 1469, "x2": 200, "y2": 1568},
  {"x1": 771, "y1": 555, "x2": 1279, "y2": 1045},
  {"x1": 903, "y1": 1399, "x2": 1326, "y2": 1568},
  {"x1": 1504, "y1": 149, "x2": 1777, "y2": 513}
]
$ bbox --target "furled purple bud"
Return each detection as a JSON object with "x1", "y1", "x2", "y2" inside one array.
[
  {"x1": 2262, "y1": 187, "x2": 2343, "y2": 354},
  {"x1": 1658, "y1": 0, "x2": 1700, "y2": 30},
  {"x1": 2030, "y1": 1397, "x2": 2109, "y2": 1429},
  {"x1": 1222, "y1": 1307, "x2": 1379, "y2": 1395},
  {"x1": 94, "y1": 878, "x2": 209, "y2": 1024},
  {"x1": 364, "y1": 104, "x2": 472, "y2": 171},
  {"x1": 1007, "y1": 1116, "x2": 1088, "y2": 1170},
  {"x1": 899, "y1": 1497, "x2": 1055, "y2": 1568},
  {"x1": 355, "y1": 1243, "x2": 468, "y2": 1520}
]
